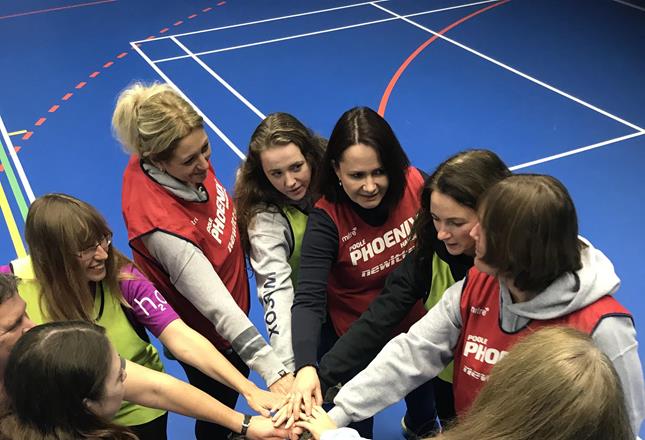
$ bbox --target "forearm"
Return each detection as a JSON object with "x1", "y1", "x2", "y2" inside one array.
[
  {"x1": 329, "y1": 282, "x2": 464, "y2": 426},
  {"x1": 144, "y1": 232, "x2": 290, "y2": 385},
  {"x1": 319, "y1": 256, "x2": 426, "y2": 389},
  {"x1": 124, "y1": 360, "x2": 245, "y2": 432},
  {"x1": 159, "y1": 320, "x2": 256, "y2": 396}
]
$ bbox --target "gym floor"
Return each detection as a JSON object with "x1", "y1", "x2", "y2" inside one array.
[{"x1": 1, "y1": 0, "x2": 643, "y2": 438}]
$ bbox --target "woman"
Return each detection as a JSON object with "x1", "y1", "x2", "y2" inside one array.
[
  {"x1": 113, "y1": 83, "x2": 292, "y2": 438},
  {"x1": 1, "y1": 193, "x2": 284, "y2": 438},
  {"x1": 0, "y1": 321, "x2": 136, "y2": 440},
  {"x1": 294, "y1": 327, "x2": 634, "y2": 440},
  {"x1": 326, "y1": 174, "x2": 644, "y2": 436},
  {"x1": 288, "y1": 107, "x2": 431, "y2": 437},
  {"x1": 0, "y1": 321, "x2": 291, "y2": 440},
  {"x1": 234, "y1": 112, "x2": 326, "y2": 371},
  {"x1": 316, "y1": 149, "x2": 511, "y2": 435}
]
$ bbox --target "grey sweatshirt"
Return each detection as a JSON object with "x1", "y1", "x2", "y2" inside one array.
[
  {"x1": 140, "y1": 164, "x2": 291, "y2": 386},
  {"x1": 248, "y1": 207, "x2": 297, "y2": 371},
  {"x1": 328, "y1": 239, "x2": 644, "y2": 436}
]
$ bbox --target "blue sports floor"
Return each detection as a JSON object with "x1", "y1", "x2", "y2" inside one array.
[{"x1": 1, "y1": 0, "x2": 644, "y2": 438}]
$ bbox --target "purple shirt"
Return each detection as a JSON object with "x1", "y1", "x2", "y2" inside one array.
[{"x1": 0, "y1": 263, "x2": 179, "y2": 337}]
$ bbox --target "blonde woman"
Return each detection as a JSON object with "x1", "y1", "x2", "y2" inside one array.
[
  {"x1": 1, "y1": 194, "x2": 285, "y2": 439},
  {"x1": 234, "y1": 112, "x2": 326, "y2": 372},
  {"x1": 114, "y1": 83, "x2": 293, "y2": 439},
  {"x1": 293, "y1": 327, "x2": 634, "y2": 440}
]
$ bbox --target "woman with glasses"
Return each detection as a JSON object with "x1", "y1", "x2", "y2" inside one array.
[{"x1": 1, "y1": 194, "x2": 285, "y2": 440}]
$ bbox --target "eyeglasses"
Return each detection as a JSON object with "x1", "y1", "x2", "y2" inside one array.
[{"x1": 76, "y1": 234, "x2": 112, "y2": 260}]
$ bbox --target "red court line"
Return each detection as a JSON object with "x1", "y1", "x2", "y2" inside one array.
[
  {"x1": 75, "y1": 81, "x2": 87, "y2": 89},
  {"x1": 218, "y1": 1, "x2": 226, "y2": 5},
  {"x1": 116, "y1": 52, "x2": 128, "y2": 58},
  {"x1": 160, "y1": 27, "x2": 169, "y2": 33},
  {"x1": 378, "y1": 0, "x2": 510, "y2": 116},
  {"x1": 22, "y1": 132, "x2": 33, "y2": 140},
  {"x1": 0, "y1": 0, "x2": 117, "y2": 20},
  {"x1": 89, "y1": 71, "x2": 100, "y2": 78},
  {"x1": 103, "y1": 61, "x2": 114, "y2": 68},
  {"x1": 203, "y1": 7, "x2": 213, "y2": 12},
  {"x1": 62, "y1": 92, "x2": 73, "y2": 100},
  {"x1": 188, "y1": 14, "x2": 198, "y2": 19},
  {"x1": 48, "y1": 105, "x2": 60, "y2": 113},
  {"x1": 35, "y1": 117, "x2": 46, "y2": 126},
  {"x1": 174, "y1": 20, "x2": 183, "y2": 26}
]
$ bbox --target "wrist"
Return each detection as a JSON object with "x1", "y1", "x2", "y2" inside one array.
[
  {"x1": 239, "y1": 380, "x2": 257, "y2": 399},
  {"x1": 240, "y1": 414, "x2": 252, "y2": 436}
]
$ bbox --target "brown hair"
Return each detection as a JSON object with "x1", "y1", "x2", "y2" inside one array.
[
  {"x1": 112, "y1": 82, "x2": 203, "y2": 164},
  {"x1": 234, "y1": 112, "x2": 326, "y2": 253},
  {"x1": 412, "y1": 149, "x2": 510, "y2": 264},
  {"x1": 25, "y1": 194, "x2": 131, "y2": 322},
  {"x1": 0, "y1": 321, "x2": 138, "y2": 440},
  {"x1": 477, "y1": 174, "x2": 584, "y2": 293},
  {"x1": 0, "y1": 273, "x2": 18, "y2": 304},
  {"x1": 439, "y1": 327, "x2": 632, "y2": 440}
]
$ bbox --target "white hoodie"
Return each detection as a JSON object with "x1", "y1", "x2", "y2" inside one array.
[{"x1": 329, "y1": 240, "x2": 644, "y2": 436}]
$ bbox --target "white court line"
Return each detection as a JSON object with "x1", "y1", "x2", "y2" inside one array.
[
  {"x1": 0, "y1": 114, "x2": 35, "y2": 203},
  {"x1": 371, "y1": 2, "x2": 645, "y2": 133},
  {"x1": 130, "y1": 42, "x2": 247, "y2": 160},
  {"x1": 132, "y1": 0, "x2": 389, "y2": 44},
  {"x1": 170, "y1": 36, "x2": 266, "y2": 120},
  {"x1": 152, "y1": 0, "x2": 498, "y2": 63},
  {"x1": 613, "y1": 0, "x2": 645, "y2": 12},
  {"x1": 510, "y1": 131, "x2": 645, "y2": 170}
]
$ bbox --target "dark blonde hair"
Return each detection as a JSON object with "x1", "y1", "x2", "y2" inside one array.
[
  {"x1": 0, "y1": 321, "x2": 138, "y2": 440},
  {"x1": 440, "y1": 327, "x2": 632, "y2": 440},
  {"x1": 25, "y1": 194, "x2": 131, "y2": 322},
  {"x1": 412, "y1": 149, "x2": 510, "y2": 264},
  {"x1": 112, "y1": 82, "x2": 203, "y2": 163},
  {"x1": 234, "y1": 112, "x2": 326, "y2": 253},
  {"x1": 477, "y1": 174, "x2": 584, "y2": 293}
]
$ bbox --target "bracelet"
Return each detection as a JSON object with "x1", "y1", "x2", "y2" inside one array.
[{"x1": 241, "y1": 414, "x2": 252, "y2": 436}]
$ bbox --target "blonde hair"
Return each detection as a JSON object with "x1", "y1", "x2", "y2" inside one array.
[
  {"x1": 25, "y1": 194, "x2": 132, "y2": 322},
  {"x1": 112, "y1": 82, "x2": 203, "y2": 162},
  {"x1": 439, "y1": 327, "x2": 632, "y2": 440}
]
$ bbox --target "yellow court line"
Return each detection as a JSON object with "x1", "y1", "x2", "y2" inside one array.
[
  {"x1": 0, "y1": 179, "x2": 26, "y2": 257},
  {"x1": 8, "y1": 130, "x2": 27, "y2": 137}
]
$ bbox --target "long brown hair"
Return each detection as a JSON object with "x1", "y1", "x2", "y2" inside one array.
[
  {"x1": 234, "y1": 112, "x2": 326, "y2": 253},
  {"x1": 0, "y1": 321, "x2": 138, "y2": 440},
  {"x1": 439, "y1": 327, "x2": 632, "y2": 440},
  {"x1": 24, "y1": 194, "x2": 131, "y2": 322}
]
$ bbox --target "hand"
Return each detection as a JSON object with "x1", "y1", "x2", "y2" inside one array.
[
  {"x1": 273, "y1": 367, "x2": 322, "y2": 427},
  {"x1": 269, "y1": 373, "x2": 295, "y2": 395},
  {"x1": 246, "y1": 415, "x2": 290, "y2": 440},
  {"x1": 294, "y1": 406, "x2": 336, "y2": 440},
  {"x1": 244, "y1": 386, "x2": 288, "y2": 417}
]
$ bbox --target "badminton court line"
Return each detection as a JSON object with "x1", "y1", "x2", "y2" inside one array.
[
  {"x1": 169, "y1": 36, "x2": 266, "y2": 120},
  {"x1": 151, "y1": 0, "x2": 499, "y2": 63},
  {"x1": 510, "y1": 130, "x2": 645, "y2": 170},
  {"x1": 612, "y1": 0, "x2": 645, "y2": 13},
  {"x1": 0, "y1": 114, "x2": 35, "y2": 203},
  {"x1": 131, "y1": 0, "x2": 391, "y2": 44},
  {"x1": 130, "y1": 42, "x2": 248, "y2": 160},
  {"x1": 371, "y1": 2, "x2": 645, "y2": 133}
]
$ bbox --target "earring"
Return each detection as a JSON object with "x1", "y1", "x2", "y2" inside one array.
[{"x1": 338, "y1": 180, "x2": 342, "y2": 187}]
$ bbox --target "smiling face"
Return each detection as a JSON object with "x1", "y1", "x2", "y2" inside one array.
[
  {"x1": 77, "y1": 234, "x2": 112, "y2": 283},
  {"x1": 260, "y1": 143, "x2": 312, "y2": 201},
  {"x1": 159, "y1": 127, "x2": 211, "y2": 188},
  {"x1": 430, "y1": 191, "x2": 479, "y2": 256},
  {"x1": 334, "y1": 143, "x2": 389, "y2": 209}
]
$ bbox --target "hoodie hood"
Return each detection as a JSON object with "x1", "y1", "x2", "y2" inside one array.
[
  {"x1": 142, "y1": 161, "x2": 207, "y2": 202},
  {"x1": 499, "y1": 237, "x2": 620, "y2": 332}
]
